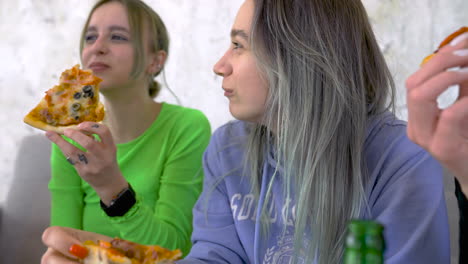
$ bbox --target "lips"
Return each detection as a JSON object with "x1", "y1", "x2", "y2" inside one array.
[
  {"x1": 88, "y1": 62, "x2": 110, "y2": 73},
  {"x1": 223, "y1": 88, "x2": 234, "y2": 97}
]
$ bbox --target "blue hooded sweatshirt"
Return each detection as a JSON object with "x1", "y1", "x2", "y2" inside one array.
[{"x1": 179, "y1": 112, "x2": 450, "y2": 264}]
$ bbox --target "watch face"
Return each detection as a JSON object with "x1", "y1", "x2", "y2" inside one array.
[{"x1": 100, "y1": 184, "x2": 136, "y2": 217}]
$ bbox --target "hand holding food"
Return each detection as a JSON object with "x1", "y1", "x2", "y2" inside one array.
[
  {"x1": 406, "y1": 26, "x2": 468, "y2": 194},
  {"x1": 69, "y1": 238, "x2": 182, "y2": 264}
]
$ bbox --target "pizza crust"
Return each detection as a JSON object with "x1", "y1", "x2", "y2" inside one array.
[
  {"x1": 23, "y1": 114, "x2": 79, "y2": 134},
  {"x1": 23, "y1": 103, "x2": 104, "y2": 134}
]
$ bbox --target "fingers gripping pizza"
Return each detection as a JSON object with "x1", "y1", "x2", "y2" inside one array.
[
  {"x1": 69, "y1": 239, "x2": 182, "y2": 264},
  {"x1": 421, "y1": 26, "x2": 468, "y2": 65},
  {"x1": 23, "y1": 64, "x2": 105, "y2": 133}
]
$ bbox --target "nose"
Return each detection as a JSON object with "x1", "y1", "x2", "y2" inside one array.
[
  {"x1": 91, "y1": 37, "x2": 109, "y2": 55},
  {"x1": 213, "y1": 52, "x2": 232, "y2": 77}
]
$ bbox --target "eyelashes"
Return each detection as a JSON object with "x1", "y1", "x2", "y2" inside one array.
[{"x1": 84, "y1": 33, "x2": 130, "y2": 44}]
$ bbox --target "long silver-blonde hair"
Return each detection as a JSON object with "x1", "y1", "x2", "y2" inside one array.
[{"x1": 244, "y1": 0, "x2": 395, "y2": 263}]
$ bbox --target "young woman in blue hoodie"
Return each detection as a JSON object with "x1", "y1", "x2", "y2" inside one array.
[{"x1": 41, "y1": 0, "x2": 450, "y2": 263}]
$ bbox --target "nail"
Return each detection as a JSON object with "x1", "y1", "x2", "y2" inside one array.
[
  {"x1": 453, "y1": 49, "x2": 468, "y2": 57},
  {"x1": 450, "y1": 32, "x2": 468, "y2": 46}
]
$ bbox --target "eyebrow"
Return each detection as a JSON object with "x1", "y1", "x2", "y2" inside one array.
[
  {"x1": 86, "y1": 25, "x2": 130, "y2": 33},
  {"x1": 231, "y1": 29, "x2": 249, "y2": 41}
]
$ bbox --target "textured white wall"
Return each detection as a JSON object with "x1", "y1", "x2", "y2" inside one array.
[{"x1": 0, "y1": 0, "x2": 467, "y2": 206}]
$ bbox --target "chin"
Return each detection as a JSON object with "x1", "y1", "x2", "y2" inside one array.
[
  {"x1": 230, "y1": 105, "x2": 265, "y2": 123},
  {"x1": 230, "y1": 112, "x2": 261, "y2": 123}
]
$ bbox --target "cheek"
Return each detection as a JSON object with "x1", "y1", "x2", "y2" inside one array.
[
  {"x1": 81, "y1": 49, "x2": 91, "y2": 65},
  {"x1": 246, "y1": 70, "x2": 268, "y2": 104},
  {"x1": 118, "y1": 47, "x2": 134, "y2": 61}
]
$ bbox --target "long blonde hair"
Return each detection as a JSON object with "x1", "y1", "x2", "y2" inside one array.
[
  {"x1": 245, "y1": 0, "x2": 395, "y2": 263},
  {"x1": 80, "y1": 0, "x2": 169, "y2": 98}
]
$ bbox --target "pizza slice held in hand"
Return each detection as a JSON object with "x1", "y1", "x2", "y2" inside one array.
[
  {"x1": 23, "y1": 64, "x2": 105, "y2": 133},
  {"x1": 69, "y1": 238, "x2": 182, "y2": 264},
  {"x1": 421, "y1": 26, "x2": 468, "y2": 66}
]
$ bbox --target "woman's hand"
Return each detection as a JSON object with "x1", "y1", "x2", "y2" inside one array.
[
  {"x1": 45, "y1": 122, "x2": 128, "y2": 204},
  {"x1": 406, "y1": 32, "x2": 468, "y2": 195},
  {"x1": 41, "y1": 226, "x2": 111, "y2": 264}
]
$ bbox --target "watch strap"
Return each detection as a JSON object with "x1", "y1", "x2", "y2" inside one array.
[{"x1": 100, "y1": 183, "x2": 136, "y2": 217}]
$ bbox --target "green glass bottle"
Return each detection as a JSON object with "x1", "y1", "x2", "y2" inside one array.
[{"x1": 343, "y1": 220, "x2": 385, "y2": 264}]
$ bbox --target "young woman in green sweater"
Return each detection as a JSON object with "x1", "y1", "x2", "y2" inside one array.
[{"x1": 45, "y1": 0, "x2": 211, "y2": 255}]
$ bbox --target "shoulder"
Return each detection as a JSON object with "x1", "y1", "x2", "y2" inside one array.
[
  {"x1": 204, "y1": 120, "x2": 249, "y2": 163},
  {"x1": 162, "y1": 103, "x2": 209, "y2": 122},
  {"x1": 364, "y1": 112, "x2": 443, "y2": 191},
  {"x1": 365, "y1": 111, "x2": 424, "y2": 160},
  {"x1": 160, "y1": 103, "x2": 211, "y2": 133},
  {"x1": 210, "y1": 120, "x2": 249, "y2": 148}
]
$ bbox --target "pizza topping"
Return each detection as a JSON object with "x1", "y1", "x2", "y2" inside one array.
[
  {"x1": 69, "y1": 244, "x2": 89, "y2": 259},
  {"x1": 72, "y1": 103, "x2": 81, "y2": 112},
  {"x1": 82, "y1": 85, "x2": 95, "y2": 98},
  {"x1": 83, "y1": 85, "x2": 93, "y2": 93},
  {"x1": 74, "y1": 92, "x2": 83, "y2": 99},
  {"x1": 84, "y1": 91, "x2": 95, "y2": 99}
]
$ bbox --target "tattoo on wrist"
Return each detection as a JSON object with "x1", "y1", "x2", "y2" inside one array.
[
  {"x1": 78, "y1": 153, "x2": 88, "y2": 164},
  {"x1": 92, "y1": 124, "x2": 100, "y2": 129}
]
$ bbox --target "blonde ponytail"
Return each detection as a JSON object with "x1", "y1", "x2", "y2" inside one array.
[{"x1": 149, "y1": 79, "x2": 161, "y2": 98}]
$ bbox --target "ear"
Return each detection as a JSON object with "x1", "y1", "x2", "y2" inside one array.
[{"x1": 147, "y1": 50, "x2": 167, "y2": 75}]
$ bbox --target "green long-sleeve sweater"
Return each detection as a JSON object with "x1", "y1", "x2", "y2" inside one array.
[{"x1": 48, "y1": 103, "x2": 211, "y2": 255}]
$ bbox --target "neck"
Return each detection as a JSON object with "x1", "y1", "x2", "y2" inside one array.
[{"x1": 101, "y1": 86, "x2": 161, "y2": 144}]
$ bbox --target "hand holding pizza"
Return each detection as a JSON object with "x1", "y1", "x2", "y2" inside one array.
[
  {"x1": 46, "y1": 121, "x2": 128, "y2": 204},
  {"x1": 42, "y1": 226, "x2": 112, "y2": 264},
  {"x1": 41, "y1": 226, "x2": 181, "y2": 264},
  {"x1": 406, "y1": 29, "x2": 468, "y2": 195}
]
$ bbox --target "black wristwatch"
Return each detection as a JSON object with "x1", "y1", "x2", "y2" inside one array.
[{"x1": 100, "y1": 184, "x2": 136, "y2": 217}]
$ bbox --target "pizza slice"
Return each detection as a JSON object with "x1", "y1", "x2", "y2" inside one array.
[
  {"x1": 69, "y1": 239, "x2": 182, "y2": 264},
  {"x1": 421, "y1": 26, "x2": 468, "y2": 65},
  {"x1": 23, "y1": 64, "x2": 105, "y2": 133}
]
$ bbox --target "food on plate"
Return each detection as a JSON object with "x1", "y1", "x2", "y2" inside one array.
[{"x1": 23, "y1": 64, "x2": 105, "y2": 133}]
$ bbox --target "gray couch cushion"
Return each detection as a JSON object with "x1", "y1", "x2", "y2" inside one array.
[{"x1": 1, "y1": 135, "x2": 51, "y2": 263}]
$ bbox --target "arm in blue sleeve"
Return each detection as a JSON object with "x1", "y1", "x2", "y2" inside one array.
[
  {"x1": 181, "y1": 136, "x2": 248, "y2": 263},
  {"x1": 370, "y1": 150, "x2": 450, "y2": 264}
]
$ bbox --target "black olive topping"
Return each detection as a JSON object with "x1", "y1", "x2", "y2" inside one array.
[
  {"x1": 82, "y1": 85, "x2": 93, "y2": 93},
  {"x1": 83, "y1": 91, "x2": 94, "y2": 98},
  {"x1": 71, "y1": 103, "x2": 81, "y2": 112}
]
